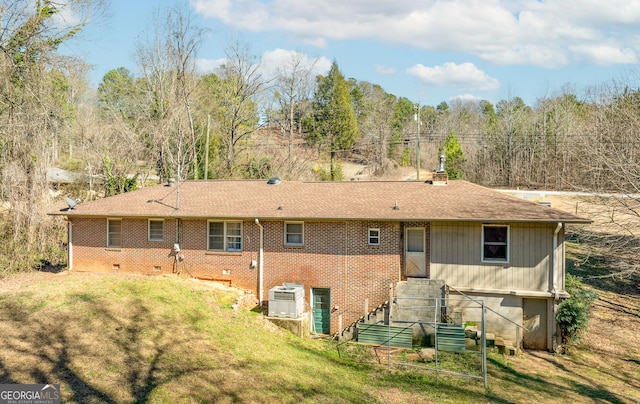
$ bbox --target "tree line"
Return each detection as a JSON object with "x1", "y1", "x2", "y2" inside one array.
[{"x1": 1, "y1": 1, "x2": 639, "y2": 274}]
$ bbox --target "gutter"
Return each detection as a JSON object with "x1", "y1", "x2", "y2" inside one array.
[
  {"x1": 255, "y1": 218, "x2": 264, "y2": 306},
  {"x1": 49, "y1": 212, "x2": 592, "y2": 225},
  {"x1": 550, "y1": 222, "x2": 563, "y2": 351}
]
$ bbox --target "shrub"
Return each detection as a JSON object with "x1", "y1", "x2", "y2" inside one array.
[
  {"x1": 438, "y1": 133, "x2": 465, "y2": 179},
  {"x1": 60, "y1": 157, "x2": 83, "y2": 171},
  {"x1": 317, "y1": 162, "x2": 344, "y2": 181},
  {"x1": 245, "y1": 157, "x2": 272, "y2": 179},
  {"x1": 556, "y1": 274, "x2": 598, "y2": 344},
  {"x1": 104, "y1": 157, "x2": 138, "y2": 196},
  {"x1": 400, "y1": 147, "x2": 412, "y2": 167}
]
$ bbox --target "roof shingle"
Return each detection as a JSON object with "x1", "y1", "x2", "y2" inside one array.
[{"x1": 50, "y1": 180, "x2": 591, "y2": 223}]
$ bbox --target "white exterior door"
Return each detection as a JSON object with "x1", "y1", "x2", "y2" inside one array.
[{"x1": 405, "y1": 227, "x2": 426, "y2": 277}]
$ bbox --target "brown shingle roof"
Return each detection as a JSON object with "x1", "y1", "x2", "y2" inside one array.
[{"x1": 49, "y1": 180, "x2": 591, "y2": 223}]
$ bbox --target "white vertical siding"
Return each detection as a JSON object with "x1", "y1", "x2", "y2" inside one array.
[{"x1": 430, "y1": 222, "x2": 552, "y2": 292}]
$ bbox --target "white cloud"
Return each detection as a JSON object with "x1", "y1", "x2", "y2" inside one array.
[
  {"x1": 450, "y1": 94, "x2": 483, "y2": 103},
  {"x1": 196, "y1": 50, "x2": 331, "y2": 84},
  {"x1": 569, "y1": 44, "x2": 638, "y2": 65},
  {"x1": 375, "y1": 64, "x2": 396, "y2": 75},
  {"x1": 191, "y1": 0, "x2": 270, "y2": 32},
  {"x1": 53, "y1": 3, "x2": 83, "y2": 27},
  {"x1": 260, "y1": 49, "x2": 331, "y2": 80},
  {"x1": 406, "y1": 62, "x2": 500, "y2": 92},
  {"x1": 190, "y1": 0, "x2": 640, "y2": 68},
  {"x1": 49, "y1": 0, "x2": 99, "y2": 35},
  {"x1": 196, "y1": 58, "x2": 227, "y2": 74}
]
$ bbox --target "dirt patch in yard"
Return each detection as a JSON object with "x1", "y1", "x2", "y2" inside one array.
[{"x1": 0, "y1": 270, "x2": 59, "y2": 292}]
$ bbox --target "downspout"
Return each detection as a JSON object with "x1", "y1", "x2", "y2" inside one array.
[
  {"x1": 66, "y1": 218, "x2": 73, "y2": 272},
  {"x1": 174, "y1": 218, "x2": 181, "y2": 274},
  {"x1": 255, "y1": 218, "x2": 264, "y2": 306},
  {"x1": 551, "y1": 222, "x2": 563, "y2": 299},
  {"x1": 550, "y1": 222, "x2": 563, "y2": 351}
]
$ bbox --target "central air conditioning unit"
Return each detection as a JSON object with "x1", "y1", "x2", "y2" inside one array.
[{"x1": 268, "y1": 283, "x2": 305, "y2": 319}]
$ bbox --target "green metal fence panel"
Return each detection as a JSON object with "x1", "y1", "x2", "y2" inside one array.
[
  {"x1": 437, "y1": 324, "x2": 466, "y2": 352},
  {"x1": 357, "y1": 323, "x2": 412, "y2": 348}
]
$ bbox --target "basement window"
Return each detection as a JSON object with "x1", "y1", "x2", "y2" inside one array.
[{"x1": 482, "y1": 224, "x2": 509, "y2": 263}]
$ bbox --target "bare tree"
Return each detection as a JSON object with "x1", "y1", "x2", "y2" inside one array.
[
  {"x1": 352, "y1": 81, "x2": 396, "y2": 174},
  {"x1": 0, "y1": 0, "x2": 106, "y2": 272},
  {"x1": 272, "y1": 52, "x2": 316, "y2": 163},
  {"x1": 135, "y1": 6, "x2": 205, "y2": 182},
  {"x1": 570, "y1": 78, "x2": 640, "y2": 284},
  {"x1": 200, "y1": 42, "x2": 267, "y2": 177}
]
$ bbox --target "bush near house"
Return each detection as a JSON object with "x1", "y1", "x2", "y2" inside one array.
[{"x1": 556, "y1": 274, "x2": 598, "y2": 344}]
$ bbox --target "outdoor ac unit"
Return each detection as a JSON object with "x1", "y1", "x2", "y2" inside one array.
[{"x1": 268, "y1": 283, "x2": 305, "y2": 319}]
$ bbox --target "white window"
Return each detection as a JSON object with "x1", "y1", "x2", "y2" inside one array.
[
  {"x1": 107, "y1": 219, "x2": 122, "y2": 248},
  {"x1": 368, "y1": 228, "x2": 380, "y2": 245},
  {"x1": 482, "y1": 224, "x2": 509, "y2": 262},
  {"x1": 208, "y1": 221, "x2": 242, "y2": 252},
  {"x1": 148, "y1": 219, "x2": 164, "y2": 241},
  {"x1": 284, "y1": 222, "x2": 304, "y2": 246}
]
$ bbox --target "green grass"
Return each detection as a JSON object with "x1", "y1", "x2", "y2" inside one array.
[{"x1": 0, "y1": 272, "x2": 637, "y2": 403}]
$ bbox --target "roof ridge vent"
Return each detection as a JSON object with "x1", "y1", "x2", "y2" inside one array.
[{"x1": 267, "y1": 177, "x2": 281, "y2": 185}]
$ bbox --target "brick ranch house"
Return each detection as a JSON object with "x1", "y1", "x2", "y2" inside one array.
[{"x1": 50, "y1": 178, "x2": 590, "y2": 350}]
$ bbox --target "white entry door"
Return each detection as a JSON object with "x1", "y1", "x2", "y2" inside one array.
[{"x1": 405, "y1": 227, "x2": 426, "y2": 277}]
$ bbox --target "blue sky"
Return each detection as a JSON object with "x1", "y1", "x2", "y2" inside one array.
[{"x1": 61, "y1": 0, "x2": 640, "y2": 107}]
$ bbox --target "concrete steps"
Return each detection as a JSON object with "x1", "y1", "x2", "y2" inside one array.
[
  {"x1": 495, "y1": 337, "x2": 517, "y2": 355},
  {"x1": 464, "y1": 325, "x2": 517, "y2": 355}
]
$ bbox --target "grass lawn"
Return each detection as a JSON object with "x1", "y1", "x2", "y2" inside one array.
[{"x1": 0, "y1": 271, "x2": 638, "y2": 403}]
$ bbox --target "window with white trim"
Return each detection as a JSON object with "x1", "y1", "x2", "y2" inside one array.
[
  {"x1": 107, "y1": 219, "x2": 122, "y2": 248},
  {"x1": 482, "y1": 224, "x2": 509, "y2": 262},
  {"x1": 284, "y1": 222, "x2": 304, "y2": 246},
  {"x1": 208, "y1": 221, "x2": 242, "y2": 252},
  {"x1": 148, "y1": 219, "x2": 164, "y2": 241},
  {"x1": 368, "y1": 228, "x2": 380, "y2": 245}
]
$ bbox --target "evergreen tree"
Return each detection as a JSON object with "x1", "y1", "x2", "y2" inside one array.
[
  {"x1": 440, "y1": 133, "x2": 465, "y2": 179},
  {"x1": 305, "y1": 61, "x2": 359, "y2": 180},
  {"x1": 97, "y1": 67, "x2": 140, "y2": 119}
]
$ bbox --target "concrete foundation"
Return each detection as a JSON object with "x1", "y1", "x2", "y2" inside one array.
[
  {"x1": 392, "y1": 278, "x2": 446, "y2": 345},
  {"x1": 266, "y1": 312, "x2": 310, "y2": 338}
]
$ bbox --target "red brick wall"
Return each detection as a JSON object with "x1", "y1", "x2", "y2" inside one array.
[
  {"x1": 70, "y1": 217, "x2": 430, "y2": 333},
  {"x1": 72, "y1": 218, "x2": 178, "y2": 273}
]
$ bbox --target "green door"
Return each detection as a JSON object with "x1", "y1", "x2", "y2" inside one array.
[{"x1": 312, "y1": 288, "x2": 330, "y2": 334}]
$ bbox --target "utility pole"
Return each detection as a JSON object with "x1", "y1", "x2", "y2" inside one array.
[{"x1": 414, "y1": 103, "x2": 421, "y2": 180}]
